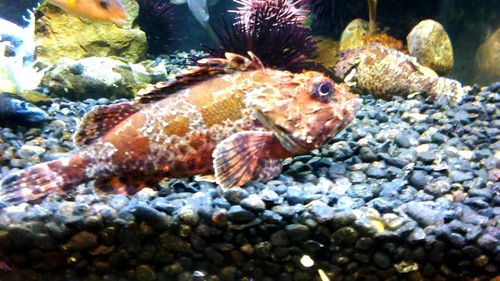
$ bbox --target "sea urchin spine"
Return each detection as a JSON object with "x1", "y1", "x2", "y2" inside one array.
[
  {"x1": 211, "y1": 0, "x2": 316, "y2": 70},
  {"x1": 136, "y1": 0, "x2": 173, "y2": 55}
]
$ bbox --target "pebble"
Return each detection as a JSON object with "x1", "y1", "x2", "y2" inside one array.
[
  {"x1": 309, "y1": 201, "x2": 335, "y2": 222},
  {"x1": 259, "y1": 189, "x2": 280, "y2": 204},
  {"x1": 240, "y1": 194, "x2": 266, "y2": 212},
  {"x1": 135, "y1": 265, "x2": 156, "y2": 281},
  {"x1": 409, "y1": 170, "x2": 429, "y2": 189},
  {"x1": 226, "y1": 206, "x2": 255, "y2": 224},
  {"x1": 64, "y1": 231, "x2": 98, "y2": 251},
  {"x1": 450, "y1": 170, "x2": 475, "y2": 183},
  {"x1": 395, "y1": 133, "x2": 412, "y2": 148},
  {"x1": 359, "y1": 147, "x2": 377, "y2": 162},
  {"x1": 404, "y1": 202, "x2": 445, "y2": 226},
  {"x1": 417, "y1": 151, "x2": 436, "y2": 164},
  {"x1": 477, "y1": 234, "x2": 498, "y2": 252},
  {"x1": 224, "y1": 187, "x2": 249, "y2": 204},
  {"x1": 347, "y1": 184, "x2": 374, "y2": 201},
  {"x1": 425, "y1": 180, "x2": 451, "y2": 196},
  {"x1": 365, "y1": 166, "x2": 387, "y2": 178},
  {"x1": 373, "y1": 251, "x2": 391, "y2": 269}
]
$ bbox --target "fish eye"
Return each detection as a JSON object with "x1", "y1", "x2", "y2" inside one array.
[
  {"x1": 99, "y1": 0, "x2": 109, "y2": 9},
  {"x1": 313, "y1": 81, "x2": 334, "y2": 102},
  {"x1": 20, "y1": 102, "x2": 30, "y2": 109}
]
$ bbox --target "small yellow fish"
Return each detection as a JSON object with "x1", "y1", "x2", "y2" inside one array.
[{"x1": 46, "y1": 0, "x2": 128, "y2": 26}]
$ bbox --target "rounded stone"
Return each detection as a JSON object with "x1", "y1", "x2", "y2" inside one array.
[
  {"x1": 373, "y1": 251, "x2": 391, "y2": 269},
  {"x1": 240, "y1": 194, "x2": 266, "y2": 212},
  {"x1": 332, "y1": 227, "x2": 359, "y2": 246},
  {"x1": 359, "y1": 147, "x2": 377, "y2": 162},
  {"x1": 285, "y1": 224, "x2": 310, "y2": 241},
  {"x1": 135, "y1": 265, "x2": 156, "y2": 281},
  {"x1": 65, "y1": 231, "x2": 98, "y2": 251},
  {"x1": 339, "y1": 18, "x2": 369, "y2": 51},
  {"x1": 226, "y1": 206, "x2": 255, "y2": 224},
  {"x1": 224, "y1": 187, "x2": 249, "y2": 204},
  {"x1": 409, "y1": 170, "x2": 429, "y2": 189},
  {"x1": 309, "y1": 201, "x2": 335, "y2": 223},
  {"x1": 407, "y1": 19, "x2": 454, "y2": 75},
  {"x1": 395, "y1": 133, "x2": 412, "y2": 148},
  {"x1": 417, "y1": 151, "x2": 436, "y2": 164}
]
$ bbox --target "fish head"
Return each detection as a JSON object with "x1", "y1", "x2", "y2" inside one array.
[
  {"x1": 334, "y1": 48, "x2": 363, "y2": 82},
  {"x1": 7, "y1": 97, "x2": 49, "y2": 123},
  {"x1": 84, "y1": 0, "x2": 128, "y2": 26},
  {"x1": 247, "y1": 71, "x2": 361, "y2": 154},
  {"x1": 48, "y1": 0, "x2": 128, "y2": 26}
]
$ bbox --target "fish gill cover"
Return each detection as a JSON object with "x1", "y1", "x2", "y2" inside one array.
[{"x1": 208, "y1": 0, "x2": 316, "y2": 70}]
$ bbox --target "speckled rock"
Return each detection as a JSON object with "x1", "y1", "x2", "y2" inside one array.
[
  {"x1": 41, "y1": 57, "x2": 166, "y2": 100},
  {"x1": 34, "y1": 0, "x2": 146, "y2": 65},
  {"x1": 339, "y1": 18, "x2": 369, "y2": 51},
  {"x1": 407, "y1": 19, "x2": 454, "y2": 75}
]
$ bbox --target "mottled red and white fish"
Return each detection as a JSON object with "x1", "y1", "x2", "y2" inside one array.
[
  {"x1": 46, "y1": 0, "x2": 128, "y2": 26},
  {"x1": 0, "y1": 53, "x2": 360, "y2": 204}
]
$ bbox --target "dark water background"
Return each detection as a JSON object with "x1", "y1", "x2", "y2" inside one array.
[{"x1": 1, "y1": 0, "x2": 499, "y2": 84}]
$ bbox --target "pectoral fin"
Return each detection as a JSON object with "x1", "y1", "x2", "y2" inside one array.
[{"x1": 213, "y1": 131, "x2": 282, "y2": 189}]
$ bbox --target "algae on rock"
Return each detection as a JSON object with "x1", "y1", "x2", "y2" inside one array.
[
  {"x1": 407, "y1": 20, "x2": 454, "y2": 76},
  {"x1": 34, "y1": 0, "x2": 147, "y2": 65}
]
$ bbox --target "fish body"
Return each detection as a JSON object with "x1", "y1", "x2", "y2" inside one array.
[
  {"x1": 0, "y1": 53, "x2": 359, "y2": 204},
  {"x1": 45, "y1": 0, "x2": 128, "y2": 26},
  {"x1": 0, "y1": 93, "x2": 49, "y2": 127},
  {"x1": 335, "y1": 43, "x2": 463, "y2": 102}
]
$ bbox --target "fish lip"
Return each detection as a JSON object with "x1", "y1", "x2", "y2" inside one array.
[
  {"x1": 112, "y1": 18, "x2": 127, "y2": 27},
  {"x1": 250, "y1": 106, "x2": 308, "y2": 154}
]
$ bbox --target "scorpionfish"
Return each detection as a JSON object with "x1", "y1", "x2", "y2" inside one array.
[
  {"x1": 0, "y1": 53, "x2": 360, "y2": 204},
  {"x1": 335, "y1": 43, "x2": 463, "y2": 102}
]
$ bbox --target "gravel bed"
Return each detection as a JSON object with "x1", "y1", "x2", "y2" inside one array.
[{"x1": 0, "y1": 77, "x2": 498, "y2": 280}]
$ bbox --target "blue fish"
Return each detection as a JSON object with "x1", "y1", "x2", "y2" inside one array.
[{"x1": 0, "y1": 93, "x2": 49, "y2": 127}]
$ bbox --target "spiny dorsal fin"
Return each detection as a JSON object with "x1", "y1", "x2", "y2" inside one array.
[
  {"x1": 136, "y1": 52, "x2": 264, "y2": 104},
  {"x1": 74, "y1": 102, "x2": 140, "y2": 147}
]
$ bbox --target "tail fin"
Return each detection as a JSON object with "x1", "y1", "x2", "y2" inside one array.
[{"x1": 0, "y1": 154, "x2": 88, "y2": 205}]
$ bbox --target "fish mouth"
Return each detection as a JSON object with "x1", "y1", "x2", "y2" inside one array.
[
  {"x1": 250, "y1": 106, "x2": 308, "y2": 154},
  {"x1": 111, "y1": 17, "x2": 127, "y2": 27}
]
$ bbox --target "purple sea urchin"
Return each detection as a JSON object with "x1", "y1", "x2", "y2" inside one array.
[
  {"x1": 136, "y1": 0, "x2": 173, "y2": 55},
  {"x1": 209, "y1": 0, "x2": 316, "y2": 70},
  {"x1": 232, "y1": 0, "x2": 308, "y2": 29}
]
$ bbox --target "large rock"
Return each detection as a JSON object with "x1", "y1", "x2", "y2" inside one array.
[
  {"x1": 475, "y1": 28, "x2": 500, "y2": 83},
  {"x1": 339, "y1": 19, "x2": 405, "y2": 53},
  {"x1": 34, "y1": 0, "x2": 147, "y2": 65},
  {"x1": 339, "y1": 19, "x2": 369, "y2": 52},
  {"x1": 41, "y1": 57, "x2": 167, "y2": 100},
  {"x1": 407, "y1": 19, "x2": 454, "y2": 75}
]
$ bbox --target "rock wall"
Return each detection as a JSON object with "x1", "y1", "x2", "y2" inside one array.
[{"x1": 34, "y1": 0, "x2": 147, "y2": 65}]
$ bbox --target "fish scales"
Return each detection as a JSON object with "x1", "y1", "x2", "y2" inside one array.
[{"x1": 0, "y1": 53, "x2": 360, "y2": 204}]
